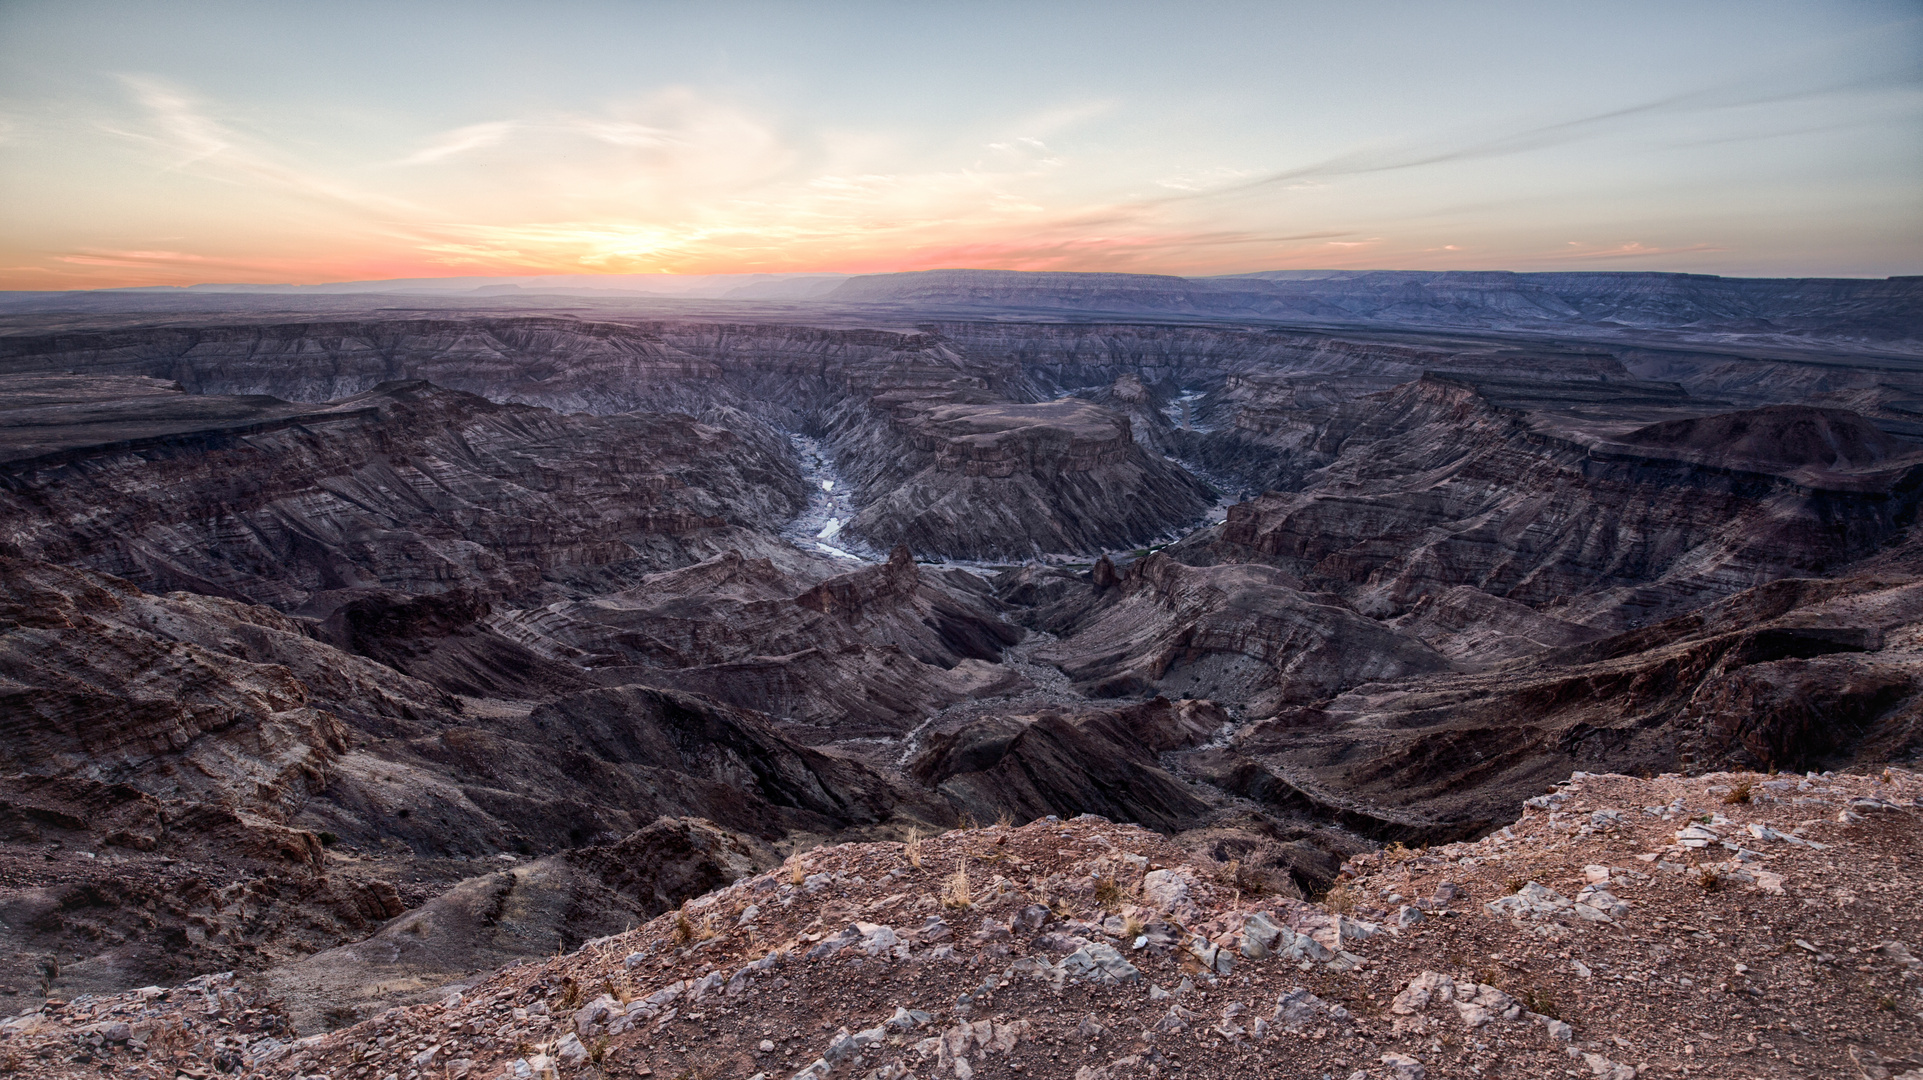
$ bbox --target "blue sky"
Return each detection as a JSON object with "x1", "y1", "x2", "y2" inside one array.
[{"x1": 1, "y1": 0, "x2": 1917, "y2": 286}]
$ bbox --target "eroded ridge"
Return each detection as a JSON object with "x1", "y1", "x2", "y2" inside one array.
[{"x1": 6, "y1": 768, "x2": 1917, "y2": 1080}]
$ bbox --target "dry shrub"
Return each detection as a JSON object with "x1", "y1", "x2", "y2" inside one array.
[
  {"x1": 1723, "y1": 776, "x2": 1754, "y2": 805},
  {"x1": 555, "y1": 976, "x2": 585, "y2": 1011},
  {"x1": 1504, "y1": 876, "x2": 1526, "y2": 894},
  {"x1": 1122, "y1": 914, "x2": 1146, "y2": 940},
  {"x1": 672, "y1": 910, "x2": 696, "y2": 945},
  {"x1": 904, "y1": 827, "x2": 923, "y2": 870},
  {"x1": 787, "y1": 857, "x2": 807, "y2": 888},
  {"x1": 1094, "y1": 875, "x2": 1127, "y2": 913},
  {"x1": 607, "y1": 975, "x2": 634, "y2": 1005},
  {"x1": 1697, "y1": 867, "x2": 1723, "y2": 893},
  {"x1": 995, "y1": 808, "x2": 1017, "y2": 828},
  {"x1": 1321, "y1": 882, "x2": 1354, "y2": 914}
]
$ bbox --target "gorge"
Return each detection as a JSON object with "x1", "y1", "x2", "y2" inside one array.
[{"x1": 0, "y1": 269, "x2": 1918, "y2": 1065}]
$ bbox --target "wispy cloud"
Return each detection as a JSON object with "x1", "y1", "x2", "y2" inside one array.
[
  {"x1": 1155, "y1": 45, "x2": 1922, "y2": 204},
  {"x1": 395, "y1": 121, "x2": 518, "y2": 165},
  {"x1": 110, "y1": 75, "x2": 420, "y2": 216},
  {"x1": 1548, "y1": 241, "x2": 1724, "y2": 261}
]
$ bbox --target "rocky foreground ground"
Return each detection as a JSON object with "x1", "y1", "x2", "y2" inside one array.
[{"x1": 2, "y1": 767, "x2": 1917, "y2": 1080}]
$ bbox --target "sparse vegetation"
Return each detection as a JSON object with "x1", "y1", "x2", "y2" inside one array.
[
  {"x1": 1321, "y1": 882, "x2": 1354, "y2": 914},
  {"x1": 1094, "y1": 874, "x2": 1127, "y2": 913},
  {"x1": 941, "y1": 858, "x2": 973, "y2": 910},
  {"x1": 1696, "y1": 867, "x2": 1723, "y2": 893},
  {"x1": 1518, "y1": 986, "x2": 1561, "y2": 1020},
  {"x1": 1723, "y1": 776, "x2": 1754, "y2": 804},
  {"x1": 606, "y1": 976, "x2": 633, "y2": 1005},
  {"x1": 1504, "y1": 876, "x2": 1526, "y2": 894},
  {"x1": 904, "y1": 827, "x2": 923, "y2": 869},
  {"x1": 672, "y1": 909, "x2": 697, "y2": 945}
]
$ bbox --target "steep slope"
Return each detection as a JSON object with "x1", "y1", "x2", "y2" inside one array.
[
  {"x1": 1017, "y1": 554, "x2": 1454, "y2": 711},
  {"x1": 1182, "y1": 375, "x2": 1923, "y2": 631},
  {"x1": 23, "y1": 768, "x2": 1915, "y2": 1080},
  {"x1": 823, "y1": 386, "x2": 1215, "y2": 559},
  {"x1": 0, "y1": 374, "x2": 809, "y2": 612},
  {"x1": 492, "y1": 546, "x2": 1023, "y2": 738},
  {"x1": 1215, "y1": 569, "x2": 1923, "y2": 833}
]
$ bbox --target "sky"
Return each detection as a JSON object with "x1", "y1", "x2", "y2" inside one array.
[{"x1": 1, "y1": 0, "x2": 1919, "y2": 290}]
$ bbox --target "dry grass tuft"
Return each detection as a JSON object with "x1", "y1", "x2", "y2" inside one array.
[
  {"x1": 1094, "y1": 874, "x2": 1127, "y2": 913},
  {"x1": 1321, "y1": 882, "x2": 1354, "y2": 914},
  {"x1": 672, "y1": 910, "x2": 696, "y2": 945},
  {"x1": 1696, "y1": 867, "x2": 1723, "y2": 892},
  {"x1": 1723, "y1": 776, "x2": 1754, "y2": 805},
  {"x1": 941, "y1": 859, "x2": 973, "y2": 910},
  {"x1": 1518, "y1": 986, "x2": 1561, "y2": 1020}
]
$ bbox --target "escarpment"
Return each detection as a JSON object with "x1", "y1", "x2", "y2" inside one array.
[{"x1": 1, "y1": 290, "x2": 1921, "y2": 1036}]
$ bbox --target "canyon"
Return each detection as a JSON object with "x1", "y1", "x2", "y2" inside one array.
[{"x1": 0, "y1": 269, "x2": 1917, "y2": 1068}]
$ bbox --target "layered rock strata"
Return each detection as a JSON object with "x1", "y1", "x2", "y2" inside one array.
[
  {"x1": 0, "y1": 374, "x2": 808, "y2": 611},
  {"x1": 823, "y1": 387, "x2": 1216, "y2": 559}
]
